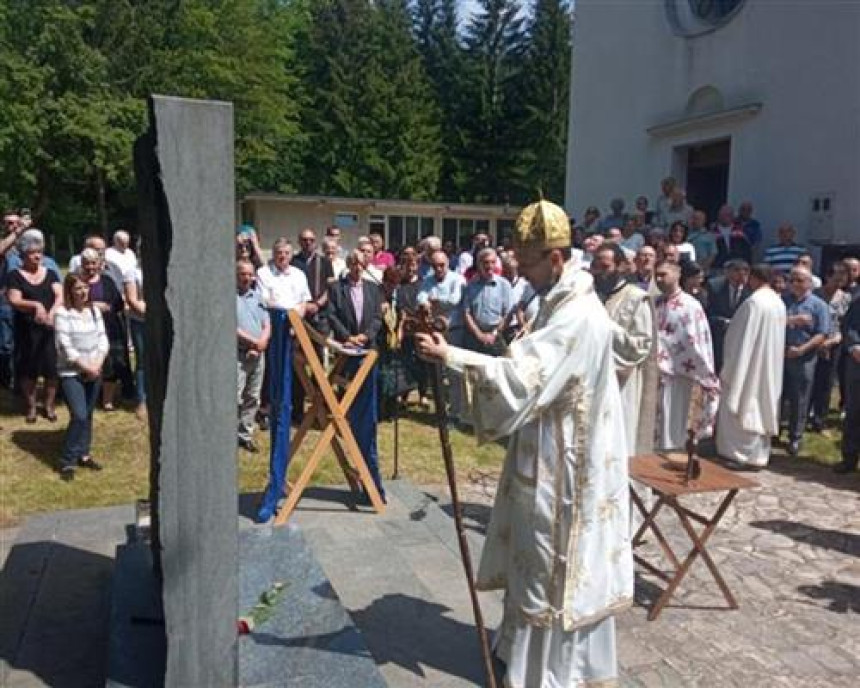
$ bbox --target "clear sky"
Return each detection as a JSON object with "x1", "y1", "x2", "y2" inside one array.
[
  {"x1": 458, "y1": 0, "x2": 482, "y2": 21},
  {"x1": 458, "y1": 1, "x2": 532, "y2": 25}
]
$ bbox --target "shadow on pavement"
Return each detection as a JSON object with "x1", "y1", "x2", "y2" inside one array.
[
  {"x1": 749, "y1": 519, "x2": 860, "y2": 558},
  {"x1": 797, "y1": 580, "x2": 860, "y2": 613},
  {"x1": 1, "y1": 540, "x2": 113, "y2": 687},
  {"x1": 248, "y1": 592, "x2": 486, "y2": 683}
]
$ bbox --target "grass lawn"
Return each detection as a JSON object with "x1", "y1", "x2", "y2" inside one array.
[
  {"x1": 0, "y1": 388, "x2": 505, "y2": 528},
  {"x1": 0, "y1": 387, "x2": 844, "y2": 528}
]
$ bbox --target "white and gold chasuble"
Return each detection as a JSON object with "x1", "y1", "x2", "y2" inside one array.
[{"x1": 445, "y1": 262, "x2": 633, "y2": 687}]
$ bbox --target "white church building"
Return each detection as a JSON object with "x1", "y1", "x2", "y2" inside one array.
[{"x1": 565, "y1": 0, "x2": 860, "y2": 257}]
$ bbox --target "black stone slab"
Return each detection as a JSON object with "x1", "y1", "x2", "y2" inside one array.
[
  {"x1": 106, "y1": 543, "x2": 165, "y2": 688},
  {"x1": 134, "y1": 95, "x2": 238, "y2": 687},
  {"x1": 239, "y1": 526, "x2": 387, "y2": 688},
  {"x1": 107, "y1": 528, "x2": 386, "y2": 688}
]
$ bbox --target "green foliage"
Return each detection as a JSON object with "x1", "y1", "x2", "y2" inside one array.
[
  {"x1": 517, "y1": 0, "x2": 572, "y2": 203},
  {"x1": 0, "y1": 0, "x2": 307, "y2": 241},
  {"x1": 0, "y1": 0, "x2": 571, "y2": 243},
  {"x1": 460, "y1": 0, "x2": 528, "y2": 204},
  {"x1": 299, "y1": 0, "x2": 441, "y2": 200}
]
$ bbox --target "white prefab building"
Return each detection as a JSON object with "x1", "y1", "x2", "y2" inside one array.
[
  {"x1": 241, "y1": 193, "x2": 520, "y2": 253},
  {"x1": 566, "y1": 0, "x2": 860, "y2": 254}
]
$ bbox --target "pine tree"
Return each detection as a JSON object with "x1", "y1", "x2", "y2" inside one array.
[
  {"x1": 0, "y1": 0, "x2": 309, "y2": 238},
  {"x1": 517, "y1": 0, "x2": 571, "y2": 203},
  {"x1": 411, "y1": 0, "x2": 472, "y2": 201},
  {"x1": 300, "y1": 0, "x2": 441, "y2": 199},
  {"x1": 461, "y1": 0, "x2": 528, "y2": 203}
]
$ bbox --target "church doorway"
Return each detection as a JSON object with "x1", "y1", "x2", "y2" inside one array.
[{"x1": 680, "y1": 138, "x2": 731, "y2": 223}]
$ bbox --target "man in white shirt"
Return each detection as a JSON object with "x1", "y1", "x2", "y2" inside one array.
[
  {"x1": 322, "y1": 237, "x2": 346, "y2": 280},
  {"x1": 417, "y1": 249, "x2": 466, "y2": 419},
  {"x1": 69, "y1": 234, "x2": 108, "y2": 278},
  {"x1": 256, "y1": 238, "x2": 311, "y2": 312},
  {"x1": 659, "y1": 187, "x2": 694, "y2": 229},
  {"x1": 254, "y1": 238, "x2": 311, "y2": 524},
  {"x1": 654, "y1": 177, "x2": 677, "y2": 228},
  {"x1": 795, "y1": 252, "x2": 822, "y2": 289},
  {"x1": 104, "y1": 229, "x2": 138, "y2": 288},
  {"x1": 357, "y1": 236, "x2": 383, "y2": 283}
]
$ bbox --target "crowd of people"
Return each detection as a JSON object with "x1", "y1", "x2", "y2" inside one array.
[
  {"x1": 1, "y1": 212, "x2": 146, "y2": 481},
  {"x1": 230, "y1": 174, "x2": 860, "y2": 496},
  {"x1": 2, "y1": 176, "x2": 860, "y2": 486}
]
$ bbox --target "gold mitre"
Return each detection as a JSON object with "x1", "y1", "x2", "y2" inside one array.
[{"x1": 513, "y1": 199, "x2": 570, "y2": 250}]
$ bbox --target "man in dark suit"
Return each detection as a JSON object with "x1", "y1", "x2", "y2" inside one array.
[
  {"x1": 707, "y1": 259, "x2": 751, "y2": 372},
  {"x1": 835, "y1": 293, "x2": 860, "y2": 473},
  {"x1": 326, "y1": 249, "x2": 386, "y2": 501}
]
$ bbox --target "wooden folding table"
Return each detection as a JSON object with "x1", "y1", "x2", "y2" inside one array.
[{"x1": 629, "y1": 453, "x2": 758, "y2": 620}]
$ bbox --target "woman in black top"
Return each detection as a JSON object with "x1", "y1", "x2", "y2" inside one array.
[{"x1": 6, "y1": 232, "x2": 63, "y2": 422}]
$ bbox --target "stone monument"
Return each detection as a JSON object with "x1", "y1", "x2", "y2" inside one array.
[
  {"x1": 133, "y1": 94, "x2": 238, "y2": 686},
  {"x1": 108, "y1": 95, "x2": 385, "y2": 688}
]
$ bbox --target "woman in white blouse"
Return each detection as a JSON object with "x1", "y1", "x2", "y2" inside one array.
[{"x1": 54, "y1": 273, "x2": 109, "y2": 481}]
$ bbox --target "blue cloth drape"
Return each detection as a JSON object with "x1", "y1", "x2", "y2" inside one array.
[
  {"x1": 346, "y1": 356, "x2": 385, "y2": 501},
  {"x1": 256, "y1": 309, "x2": 293, "y2": 523}
]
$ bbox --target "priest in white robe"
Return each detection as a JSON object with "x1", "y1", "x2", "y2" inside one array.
[
  {"x1": 717, "y1": 264, "x2": 786, "y2": 467},
  {"x1": 654, "y1": 261, "x2": 720, "y2": 450},
  {"x1": 592, "y1": 243, "x2": 657, "y2": 454},
  {"x1": 417, "y1": 201, "x2": 633, "y2": 688}
]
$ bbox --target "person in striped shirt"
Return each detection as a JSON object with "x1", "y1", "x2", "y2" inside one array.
[{"x1": 763, "y1": 223, "x2": 806, "y2": 273}]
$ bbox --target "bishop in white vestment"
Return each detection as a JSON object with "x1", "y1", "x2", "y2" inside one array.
[
  {"x1": 717, "y1": 265, "x2": 786, "y2": 467},
  {"x1": 654, "y1": 262, "x2": 720, "y2": 450},
  {"x1": 418, "y1": 201, "x2": 633, "y2": 688}
]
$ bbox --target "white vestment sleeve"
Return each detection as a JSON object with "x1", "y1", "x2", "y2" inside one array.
[
  {"x1": 446, "y1": 305, "x2": 592, "y2": 443},
  {"x1": 610, "y1": 297, "x2": 653, "y2": 374}
]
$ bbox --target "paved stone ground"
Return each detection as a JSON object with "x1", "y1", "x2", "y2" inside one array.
[
  {"x1": 436, "y1": 455, "x2": 860, "y2": 687},
  {"x1": 1, "y1": 457, "x2": 858, "y2": 687}
]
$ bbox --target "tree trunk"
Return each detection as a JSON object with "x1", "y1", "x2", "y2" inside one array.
[{"x1": 96, "y1": 167, "x2": 109, "y2": 236}]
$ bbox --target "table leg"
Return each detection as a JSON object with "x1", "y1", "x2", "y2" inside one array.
[
  {"x1": 673, "y1": 490, "x2": 739, "y2": 609},
  {"x1": 647, "y1": 490, "x2": 739, "y2": 619},
  {"x1": 631, "y1": 489, "x2": 681, "y2": 571}
]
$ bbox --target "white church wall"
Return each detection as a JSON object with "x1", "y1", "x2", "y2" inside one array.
[{"x1": 567, "y1": 0, "x2": 860, "y2": 247}]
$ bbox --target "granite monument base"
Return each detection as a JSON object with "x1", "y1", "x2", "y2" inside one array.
[{"x1": 107, "y1": 526, "x2": 386, "y2": 687}]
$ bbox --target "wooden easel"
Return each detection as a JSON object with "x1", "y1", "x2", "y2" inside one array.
[{"x1": 272, "y1": 310, "x2": 386, "y2": 525}]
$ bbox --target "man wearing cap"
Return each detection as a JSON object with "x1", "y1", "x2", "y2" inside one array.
[{"x1": 417, "y1": 200, "x2": 633, "y2": 687}]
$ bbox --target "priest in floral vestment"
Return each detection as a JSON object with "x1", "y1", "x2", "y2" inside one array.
[
  {"x1": 418, "y1": 201, "x2": 634, "y2": 687},
  {"x1": 717, "y1": 264, "x2": 786, "y2": 467},
  {"x1": 654, "y1": 262, "x2": 720, "y2": 450}
]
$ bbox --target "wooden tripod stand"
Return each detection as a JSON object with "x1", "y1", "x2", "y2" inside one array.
[{"x1": 272, "y1": 310, "x2": 386, "y2": 525}]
